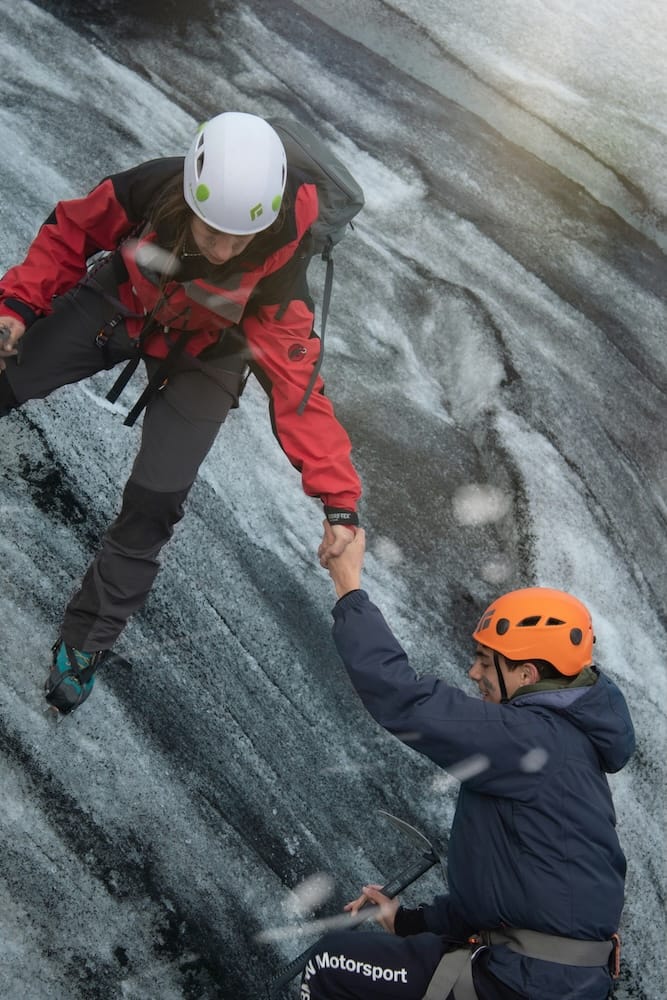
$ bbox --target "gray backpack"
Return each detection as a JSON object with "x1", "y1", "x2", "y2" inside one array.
[
  {"x1": 270, "y1": 119, "x2": 365, "y2": 412},
  {"x1": 271, "y1": 119, "x2": 364, "y2": 253}
]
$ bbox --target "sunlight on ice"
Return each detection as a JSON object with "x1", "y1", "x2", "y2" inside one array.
[
  {"x1": 452, "y1": 484, "x2": 511, "y2": 526},
  {"x1": 373, "y1": 535, "x2": 404, "y2": 568},
  {"x1": 480, "y1": 555, "x2": 513, "y2": 585}
]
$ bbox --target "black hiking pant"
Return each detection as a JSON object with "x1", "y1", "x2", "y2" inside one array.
[
  {"x1": 0, "y1": 264, "x2": 245, "y2": 650},
  {"x1": 300, "y1": 931, "x2": 445, "y2": 999},
  {"x1": 300, "y1": 930, "x2": 525, "y2": 1000}
]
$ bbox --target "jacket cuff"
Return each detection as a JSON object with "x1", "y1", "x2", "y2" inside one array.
[
  {"x1": 332, "y1": 588, "x2": 369, "y2": 616},
  {"x1": 1, "y1": 298, "x2": 40, "y2": 327},
  {"x1": 394, "y1": 905, "x2": 428, "y2": 937}
]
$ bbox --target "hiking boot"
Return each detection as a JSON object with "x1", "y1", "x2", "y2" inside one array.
[{"x1": 45, "y1": 641, "x2": 108, "y2": 715}]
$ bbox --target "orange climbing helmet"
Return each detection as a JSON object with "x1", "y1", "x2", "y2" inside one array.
[{"x1": 472, "y1": 587, "x2": 594, "y2": 676}]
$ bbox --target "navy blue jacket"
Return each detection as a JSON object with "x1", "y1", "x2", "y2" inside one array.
[{"x1": 332, "y1": 590, "x2": 635, "y2": 1000}]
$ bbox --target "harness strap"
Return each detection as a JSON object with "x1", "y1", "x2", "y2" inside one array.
[
  {"x1": 421, "y1": 928, "x2": 614, "y2": 1000},
  {"x1": 483, "y1": 928, "x2": 613, "y2": 966},
  {"x1": 422, "y1": 947, "x2": 477, "y2": 1000},
  {"x1": 115, "y1": 330, "x2": 245, "y2": 427},
  {"x1": 121, "y1": 329, "x2": 190, "y2": 427},
  {"x1": 452, "y1": 958, "x2": 476, "y2": 1000},
  {"x1": 106, "y1": 354, "x2": 141, "y2": 404},
  {"x1": 104, "y1": 311, "x2": 161, "y2": 409}
]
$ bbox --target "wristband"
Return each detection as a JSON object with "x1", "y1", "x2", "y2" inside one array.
[
  {"x1": 2, "y1": 297, "x2": 39, "y2": 328},
  {"x1": 324, "y1": 507, "x2": 359, "y2": 528}
]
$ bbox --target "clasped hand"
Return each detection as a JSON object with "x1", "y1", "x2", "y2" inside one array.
[{"x1": 0, "y1": 316, "x2": 26, "y2": 371}]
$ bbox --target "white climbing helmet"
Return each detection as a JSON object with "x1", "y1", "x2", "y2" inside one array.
[{"x1": 183, "y1": 112, "x2": 287, "y2": 235}]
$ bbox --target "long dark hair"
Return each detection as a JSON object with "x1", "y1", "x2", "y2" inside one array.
[{"x1": 147, "y1": 171, "x2": 290, "y2": 272}]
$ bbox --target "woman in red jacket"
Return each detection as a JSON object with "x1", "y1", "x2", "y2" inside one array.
[{"x1": 0, "y1": 111, "x2": 361, "y2": 715}]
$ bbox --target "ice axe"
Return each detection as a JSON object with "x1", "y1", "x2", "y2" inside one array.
[{"x1": 265, "y1": 810, "x2": 445, "y2": 998}]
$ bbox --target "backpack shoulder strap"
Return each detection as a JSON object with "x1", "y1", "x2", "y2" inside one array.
[{"x1": 269, "y1": 120, "x2": 364, "y2": 414}]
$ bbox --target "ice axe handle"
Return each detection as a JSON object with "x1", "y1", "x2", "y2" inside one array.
[
  {"x1": 379, "y1": 850, "x2": 439, "y2": 898},
  {"x1": 266, "y1": 849, "x2": 438, "y2": 998}
]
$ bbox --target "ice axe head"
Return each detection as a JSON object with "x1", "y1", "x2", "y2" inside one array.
[{"x1": 378, "y1": 809, "x2": 447, "y2": 885}]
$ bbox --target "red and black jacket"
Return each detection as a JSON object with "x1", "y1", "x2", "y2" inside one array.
[{"x1": 0, "y1": 158, "x2": 361, "y2": 510}]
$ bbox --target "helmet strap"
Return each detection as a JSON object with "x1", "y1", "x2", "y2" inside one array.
[{"x1": 493, "y1": 651, "x2": 510, "y2": 704}]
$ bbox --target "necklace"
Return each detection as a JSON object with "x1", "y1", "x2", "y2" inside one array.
[{"x1": 181, "y1": 239, "x2": 202, "y2": 258}]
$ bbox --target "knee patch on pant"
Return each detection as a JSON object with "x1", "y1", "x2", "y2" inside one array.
[{"x1": 108, "y1": 480, "x2": 189, "y2": 550}]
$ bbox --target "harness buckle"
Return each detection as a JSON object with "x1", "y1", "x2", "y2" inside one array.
[
  {"x1": 609, "y1": 932, "x2": 621, "y2": 979},
  {"x1": 95, "y1": 314, "x2": 122, "y2": 348}
]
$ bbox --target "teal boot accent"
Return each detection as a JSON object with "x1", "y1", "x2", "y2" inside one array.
[{"x1": 45, "y1": 641, "x2": 108, "y2": 715}]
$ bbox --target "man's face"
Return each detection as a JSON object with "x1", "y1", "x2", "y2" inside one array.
[{"x1": 468, "y1": 644, "x2": 527, "y2": 703}]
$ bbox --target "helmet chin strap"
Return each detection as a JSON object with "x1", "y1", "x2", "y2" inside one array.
[{"x1": 493, "y1": 651, "x2": 510, "y2": 704}]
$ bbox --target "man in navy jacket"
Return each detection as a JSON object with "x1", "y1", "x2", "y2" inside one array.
[{"x1": 303, "y1": 528, "x2": 635, "y2": 1000}]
